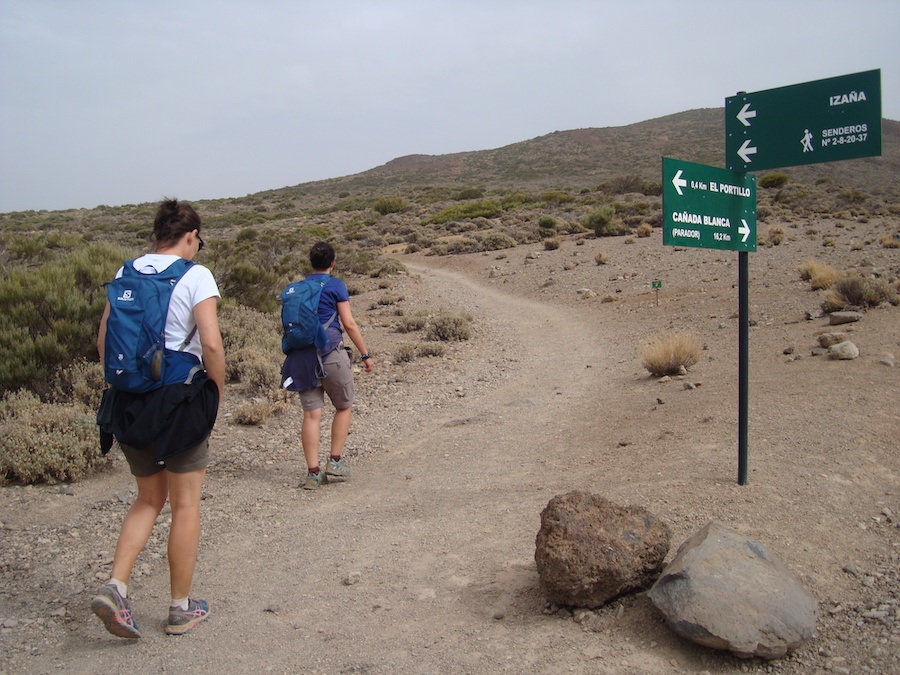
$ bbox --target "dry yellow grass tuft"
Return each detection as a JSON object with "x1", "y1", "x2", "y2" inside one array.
[
  {"x1": 641, "y1": 331, "x2": 702, "y2": 377},
  {"x1": 797, "y1": 258, "x2": 841, "y2": 290},
  {"x1": 880, "y1": 233, "x2": 899, "y2": 249}
]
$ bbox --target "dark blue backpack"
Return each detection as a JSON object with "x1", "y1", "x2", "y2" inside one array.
[
  {"x1": 281, "y1": 276, "x2": 337, "y2": 354},
  {"x1": 104, "y1": 259, "x2": 201, "y2": 393}
]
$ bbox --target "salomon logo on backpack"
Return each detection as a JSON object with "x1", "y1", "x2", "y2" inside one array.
[
  {"x1": 281, "y1": 277, "x2": 336, "y2": 354},
  {"x1": 104, "y1": 259, "x2": 201, "y2": 393}
]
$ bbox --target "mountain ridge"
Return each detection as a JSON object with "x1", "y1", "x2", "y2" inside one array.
[{"x1": 294, "y1": 108, "x2": 899, "y2": 200}]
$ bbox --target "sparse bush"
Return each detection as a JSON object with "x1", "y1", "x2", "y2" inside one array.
[
  {"x1": 219, "y1": 304, "x2": 281, "y2": 354},
  {"x1": 543, "y1": 237, "x2": 561, "y2": 251},
  {"x1": 370, "y1": 258, "x2": 407, "y2": 277},
  {"x1": 455, "y1": 188, "x2": 484, "y2": 200},
  {"x1": 760, "y1": 173, "x2": 789, "y2": 189},
  {"x1": 50, "y1": 358, "x2": 105, "y2": 409},
  {"x1": 232, "y1": 399, "x2": 289, "y2": 426},
  {"x1": 539, "y1": 191, "x2": 575, "y2": 205},
  {"x1": 880, "y1": 233, "x2": 899, "y2": 249},
  {"x1": 537, "y1": 216, "x2": 558, "y2": 239},
  {"x1": 396, "y1": 311, "x2": 428, "y2": 333},
  {"x1": 478, "y1": 232, "x2": 518, "y2": 251},
  {"x1": 417, "y1": 343, "x2": 446, "y2": 358},
  {"x1": 583, "y1": 205, "x2": 618, "y2": 237},
  {"x1": 372, "y1": 196, "x2": 408, "y2": 216},
  {"x1": 822, "y1": 274, "x2": 898, "y2": 312},
  {"x1": 767, "y1": 226, "x2": 785, "y2": 245},
  {"x1": 798, "y1": 259, "x2": 840, "y2": 290},
  {"x1": 641, "y1": 331, "x2": 702, "y2": 377},
  {"x1": 635, "y1": 223, "x2": 653, "y2": 238},
  {"x1": 429, "y1": 200, "x2": 503, "y2": 224},
  {"x1": 395, "y1": 343, "x2": 417, "y2": 363},
  {"x1": 602, "y1": 175, "x2": 644, "y2": 194},
  {"x1": 0, "y1": 243, "x2": 129, "y2": 396},
  {"x1": 1, "y1": 390, "x2": 106, "y2": 483},
  {"x1": 426, "y1": 311, "x2": 472, "y2": 342},
  {"x1": 594, "y1": 251, "x2": 609, "y2": 265},
  {"x1": 227, "y1": 348, "x2": 282, "y2": 393},
  {"x1": 378, "y1": 294, "x2": 403, "y2": 306}
]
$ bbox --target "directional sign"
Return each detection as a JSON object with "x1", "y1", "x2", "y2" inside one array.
[
  {"x1": 663, "y1": 157, "x2": 757, "y2": 252},
  {"x1": 726, "y1": 70, "x2": 882, "y2": 171}
]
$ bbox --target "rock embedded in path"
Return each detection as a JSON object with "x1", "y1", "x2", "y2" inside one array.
[
  {"x1": 817, "y1": 332, "x2": 848, "y2": 348},
  {"x1": 829, "y1": 341, "x2": 860, "y2": 360},
  {"x1": 829, "y1": 311, "x2": 863, "y2": 325},
  {"x1": 534, "y1": 491, "x2": 670, "y2": 609},
  {"x1": 648, "y1": 521, "x2": 818, "y2": 659}
]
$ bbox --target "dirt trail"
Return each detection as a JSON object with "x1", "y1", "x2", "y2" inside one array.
[{"x1": 5, "y1": 242, "x2": 898, "y2": 674}]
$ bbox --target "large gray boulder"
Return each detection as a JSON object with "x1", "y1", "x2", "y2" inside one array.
[
  {"x1": 648, "y1": 521, "x2": 818, "y2": 659},
  {"x1": 534, "y1": 491, "x2": 670, "y2": 608}
]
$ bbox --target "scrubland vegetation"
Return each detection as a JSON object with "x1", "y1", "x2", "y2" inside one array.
[{"x1": 2, "y1": 110, "x2": 898, "y2": 483}]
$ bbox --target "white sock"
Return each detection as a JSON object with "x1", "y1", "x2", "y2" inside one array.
[
  {"x1": 171, "y1": 597, "x2": 189, "y2": 610},
  {"x1": 109, "y1": 577, "x2": 127, "y2": 598}
]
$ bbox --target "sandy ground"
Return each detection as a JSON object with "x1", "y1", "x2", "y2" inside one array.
[{"x1": 1, "y1": 219, "x2": 898, "y2": 674}]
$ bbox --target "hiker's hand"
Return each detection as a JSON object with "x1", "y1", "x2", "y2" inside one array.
[{"x1": 363, "y1": 357, "x2": 375, "y2": 373}]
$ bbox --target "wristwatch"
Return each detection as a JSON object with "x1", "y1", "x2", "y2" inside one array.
[{"x1": 360, "y1": 353, "x2": 371, "y2": 361}]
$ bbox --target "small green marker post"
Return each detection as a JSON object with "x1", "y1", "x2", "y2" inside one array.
[{"x1": 652, "y1": 279, "x2": 662, "y2": 306}]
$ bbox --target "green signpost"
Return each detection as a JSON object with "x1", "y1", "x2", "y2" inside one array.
[
  {"x1": 661, "y1": 69, "x2": 882, "y2": 485},
  {"x1": 662, "y1": 157, "x2": 757, "y2": 252},
  {"x1": 726, "y1": 69, "x2": 882, "y2": 171}
]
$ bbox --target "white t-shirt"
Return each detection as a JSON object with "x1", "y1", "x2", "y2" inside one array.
[{"x1": 116, "y1": 254, "x2": 220, "y2": 361}]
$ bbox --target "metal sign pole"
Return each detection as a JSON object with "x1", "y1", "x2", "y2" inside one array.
[{"x1": 738, "y1": 251, "x2": 749, "y2": 485}]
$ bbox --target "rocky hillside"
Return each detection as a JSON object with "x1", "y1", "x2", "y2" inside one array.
[{"x1": 290, "y1": 109, "x2": 900, "y2": 201}]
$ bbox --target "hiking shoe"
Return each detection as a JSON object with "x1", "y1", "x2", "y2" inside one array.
[
  {"x1": 165, "y1": 598, "x2": 209, "y2": 635},
  {"x1": 325, "y1": 456, "x2": 351, "y2": 479},
  {"x1": 91, "y1": 583, "x2": 141, "y2": 639},
  {"x1": 302, "y1": 470, "x2": 327, "y2": 490}
]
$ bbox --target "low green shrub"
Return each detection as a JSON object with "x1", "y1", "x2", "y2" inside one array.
[
  {"x1": 370, "y1": 258, "x2": 407, "y2": 277},
  {"x1": 428, "y1": 200, "x2": 503, "y2": 224},
  {"x1": 426, "y1": 311, "x2": 472, "y2": 342},
  {"x1": 396, "y1": 311, "x2": 428, "y2": 333},
  {"x1": 760, "y1": 173, "x2": 789, "y2": 189},
  {"x1": 395, "y1": 343, "x2": 417, "y2": 363},
  {"x1": 0, "y1": 243, "x2": 131, "y2": 396},
  {"x1": 372, "y1": 196, "x2": 408, "y2": 215},
  {"x1": 583, "y1": 205, "x2": 618, "y2": 237},
  {"x1": 417, "y1": 343, "x2": 446, "y2": 357},
  {"x1": 478, "y1": 232, "x2": 518, "y2": 251},
  {"x1": 822, "y1": 275, "x2": 898, "y2": 312},
  {"x1": 455, "y1": 188, "x2": 484, "y2": 200},
  {"x1": 51, "y1": 358, "x2": 105, "y2": 409},
  {"x1": 538, "y1": 215, "x2": 557, "y2": 234}
]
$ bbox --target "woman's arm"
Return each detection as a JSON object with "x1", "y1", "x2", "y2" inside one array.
[
  {"x1": 194, "y1": 296, "x2": 225, "y2": 399},
  {"x1": 97, "y1": 302, "x2": 111, "y2": 362}
]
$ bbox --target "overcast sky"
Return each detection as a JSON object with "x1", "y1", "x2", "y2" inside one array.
[{"x1": 1, "y1": 0, "x2": 897, "y2": 213}]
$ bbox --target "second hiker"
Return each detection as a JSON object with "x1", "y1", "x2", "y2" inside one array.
[{"x1": 281, "y1": 241, "x2": 375, "y2": 490}]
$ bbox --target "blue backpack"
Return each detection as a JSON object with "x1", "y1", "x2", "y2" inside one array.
[
  {"x1": 104, "y1": 259, "x2": 202, "y2": 393},
  {"x1": 281, "y1": 276, "x2": 337, "y2": 354}
]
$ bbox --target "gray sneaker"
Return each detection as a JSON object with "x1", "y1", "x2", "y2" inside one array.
[
  {"x1": 302, "y1": 470, "x2": 327, "y2": 490},
  {"x1": 165, "y1": 597, "x2": 209, "y2": 635},
  {"x1": 325, "y1": 457, "x2": 350, "y2": 479},
  {"x1": 91, "y1": 583, "x2": 141, "y2": 639}
]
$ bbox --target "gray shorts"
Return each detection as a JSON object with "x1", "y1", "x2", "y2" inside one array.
[
  {"x1": 120, "y1": 437, "x2": 210, "y2": 477},
  {"x1": 299, "y1": 347, "x2": 356, "y2": 411}
]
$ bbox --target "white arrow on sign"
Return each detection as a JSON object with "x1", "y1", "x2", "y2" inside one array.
[
  {"x1": 738, "y1": 219, "x2": 751, "y2": 243},
  {"x1": 672, "y1": 169, "x2": 687, "y2": 196},
  {"x1": 737, "y1": 139, "x2": 757, "y2": 164},
  {"x1": 737, "y1": 103, "x2": 756, "y2": 127}
]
